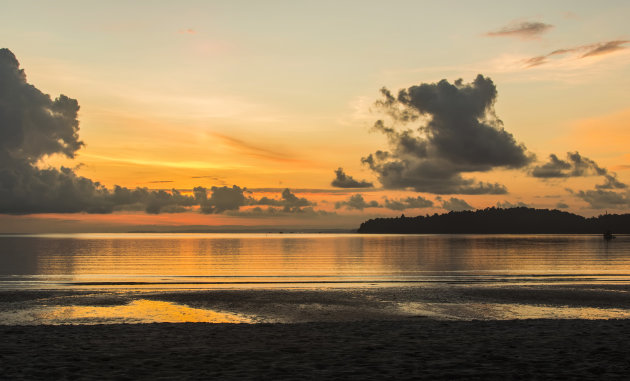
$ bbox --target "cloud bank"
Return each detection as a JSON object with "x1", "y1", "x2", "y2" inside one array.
[
  {"x1": 335, "y1": 194, "x2": 434, "y2": 211},
  {"x1": 438, "y1": 197, "x2": 474, "y2": 212},
  {"x1": 361, "y1": 75, "x2": 533, "y2": 194},
  {"x1": 532, "y1": 151, "x2": 629, "y2": 210},
  {"x1": 253, "y1": 188, "x2": 315, "y2": 212},
  {"x1": 0, "y1": 48, "x2": 323, "y2": 216}
]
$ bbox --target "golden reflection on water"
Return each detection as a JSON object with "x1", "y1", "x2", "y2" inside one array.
[
  {"x1": 1, "y1": 234, "x2": 630, "y2": 288},
  {"x1": 0, "y1": 300, "x2": 252, "y2": 325}
]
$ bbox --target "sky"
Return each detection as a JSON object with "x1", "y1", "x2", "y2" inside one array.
[{"x1": 1, "y1": 0, "x2": 629, "y2": 232}]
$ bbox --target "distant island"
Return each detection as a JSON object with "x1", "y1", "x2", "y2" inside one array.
[{"x1": 357, "y1": 207, "x2": 630, "y2": 234}]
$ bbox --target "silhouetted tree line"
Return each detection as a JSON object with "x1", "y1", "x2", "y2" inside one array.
[{"x1": 357, "y1": 207, "x2": 630, "y2": 234}]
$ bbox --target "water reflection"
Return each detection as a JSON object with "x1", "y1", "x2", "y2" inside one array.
[{"x1": 0, "y1": 234, "x2": 629, "y2": 288}]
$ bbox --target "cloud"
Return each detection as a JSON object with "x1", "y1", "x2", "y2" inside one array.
[
  {"x1": 556, "y1": 202, "x2": 569, "y2": 209},
  {"x1": 496, "y1": 200, "x2": 529, "y2": 209},
  {"x1": 361, "y1": 75, "x2": 532, "y2": 194},
  {"x1": 575, "y1": 189, "x2": 630, "y2": 209},
  {"x1": 524, "y1": 40, "x2": 630, "y2": 68},
  {"x1": 532, "y1": 152, "x2": 626, "y2": 190},
  {"x1": 438, "y1": 197, "x2": 474, "y2": 212},
  {"x1": 531, "y1": 152, "x2": 607, "y2": 178},
  {"x1": 335, "y1": 194, "x2": 379, "y2": 211},
  {"x1": 253, "y1": 188, "x2": 315, "y2": 213},
  {"x1": 212, "y1": 133, "x2": 302, "y2": 163},
  {"x1": 193, "y1": 185, "x2": 248, "y2": 214},
  {"x1": 486, "y1": 21, "x2": 553, "y2": 39},
  {"x1": 383, "y1": 196, "x2": 433, "y2": 211},
  {"x1": 581, "y1": 40, "x2": 630, "y2": 58},
  {"x1": 331, "y1": 168, "x2": 373, "y2": 188},
  {"x1": 178, "y1": 28, "x2": 196, "y2": 34},
  {"x1": 229, "y1": 205, "x2": 333, "y2": 217},
  {"x1": 533, "y1": 151, "x2": 628, "y2": 209},
  {"x1": 0, "y1": 48, "x2": 208, "y2": 215}
]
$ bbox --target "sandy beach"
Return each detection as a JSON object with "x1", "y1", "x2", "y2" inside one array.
[{"x1": 2, "y1": 319, "x2": 630, "y2": 380}]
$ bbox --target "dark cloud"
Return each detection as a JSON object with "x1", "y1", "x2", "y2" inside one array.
[
  {"x1": 486, "y1": 21, "x2": 553, "y2": 39},
  {"x1": 331, "y1": 168, "x2": 373, "y2": 188},
  {"x1": 532, "y1": 152, "x2": 627, "y2": 191},
  {"x1": 556, "y1": 202, "x2": 569, "y2": 209},
  {"x1": 362, "y1": 75, "x2": 532, "y2": 194},
  {"x1": 230, "y1": 205, "x2": 333, "y2": 217},
  {"x1": 438, "y1": 197, "x2": 474, "y2": 212},
  {"x1": 524, "y1": 40, "x2": 630, "y2": 67},
  {"x1": 383, "y1": 196, "x2": 433, "y2": 211},
  {"x1": 335, "y1": 194, "x2": 379, "y2": 211},
  {"x1": 533, "y1": 152, "x2": 628, "y2": 210},
  {"x1": 532, "y1": 152, "x2": 607, "y2": 178},
  {"x1": 253, "y1": 188, "x2": 315, "y2": 213},
  {"x1": 193, "y1": 185, "x2": 248, "y2": 214},
  {"x1": 496, "y1": 200, "x2": 529, "y2": 209},
  {"x1": 0, "y1": 48, "x2": 206, "y2": 215},
  {"x1": 148, "y1": 180, "x2": 174, "y2": 184},
  {"x1": 575, "y1": 189, "x2": 630, "y2": 209}
]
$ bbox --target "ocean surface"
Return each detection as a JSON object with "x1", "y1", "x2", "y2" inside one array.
[
  {"x1": 1, "y1": 233, "x2": 629, "y2": 289},
  {"x1": 2, "y1": 233, "x2": 630, "y2": 324}
]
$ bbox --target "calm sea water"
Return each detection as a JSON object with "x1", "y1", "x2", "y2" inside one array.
[{"x1": 1, "y1": 233, "x2": 629, "y2": 290}]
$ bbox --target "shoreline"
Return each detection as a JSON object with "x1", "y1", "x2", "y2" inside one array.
[
  {"x1": 3, "y1": 284, "x2": 630, "y2": 324},
  {"x1": 2, "y1": 319, "x2": 630, "y2": 379}
]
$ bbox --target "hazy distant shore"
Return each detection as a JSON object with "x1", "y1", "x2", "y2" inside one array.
[{"x1": 2, "y1": 319, "x2": 630, "y2": 380}]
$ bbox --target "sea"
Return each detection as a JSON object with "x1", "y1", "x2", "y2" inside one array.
[{"x1": 1, "y1": 233, "x2": 629, "y2": 324}]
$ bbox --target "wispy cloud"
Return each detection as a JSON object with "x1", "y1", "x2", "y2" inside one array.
[
  {"x1": 178, "y1": 28, "x2": 196, "y2": 35},
  {"x1": 212, "y1": 133, "x2": 304, "y2": 164},
  {"x1": 524, "y1": 40, "x2": 630, "y2": 68},
  {"x1": 486, "y1": 21, "x2": 553, "y2": 39}
]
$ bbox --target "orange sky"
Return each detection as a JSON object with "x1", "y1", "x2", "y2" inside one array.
[{"x1": 1, "y1": 2, "x2": 629, "y2": 232}]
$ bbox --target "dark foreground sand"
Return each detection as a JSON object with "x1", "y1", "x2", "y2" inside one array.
[{"x1": 2, "y1": 319, "x2": 630, "y2": 380}]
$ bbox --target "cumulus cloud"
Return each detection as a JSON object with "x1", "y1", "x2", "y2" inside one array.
[
  {"x1": 253, "y1": 188, "x2": 315, "y2": 213},
  {"x1": 533, "y1": 151, "x2": 628, "y2": 210},
  {"x1": 0, "y1": 48, "x2": 245, "y2": 215},
  {"x1": 438, "y1": 197, "x2": 474, "y2": 212},
  {"x1": 556, "y1": 202, "x2": 569, "y2": 209},
  {"x1": 383, "y1": 196, "x2": 433, "y2": 211},
  {"x1": 496, "y1": 200, "x2": 529, "y2": 209},
  {"x1": 524, "y1": 40, "x2": 630, "y2": 68},
  {"x1": 331, "y1": 168, "x2": 373, "y2": 188},
  {"x1": 193, "y1": 185, "x2": 248, "y2": 214},
  {"x1": 575, "y1": 189, "x2": 630, "y2": 209},
  {"x1": 361, "y1": 75, "x2": 532, "y2": 194},
  {"x1": 486, "y1": 21, "x2": 553, "y2": 39},
  {"x1": 335, "y1": 194, "x2": 379, "y2": 211},
  {"x1": 532, "y1": 152, "x2": 626, "y2": 190},
  {"x1": 532, "y1": 152, "x2": 607, "y2": 178}
]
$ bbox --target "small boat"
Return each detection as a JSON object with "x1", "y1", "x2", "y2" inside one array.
[{"x1": 604, "y1": 230, "x2": 616, "y2": 240}]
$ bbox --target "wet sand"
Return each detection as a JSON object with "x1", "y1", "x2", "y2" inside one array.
[
  {"x1": 3, "y1": 284, "x2": 630, "y2": 323},
  {"x1": 2, "y1": 319, "x2": 630, "y2": 380},
  {"x1": 2, "y1": 286, "x2": 630, "y2": 379}
]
